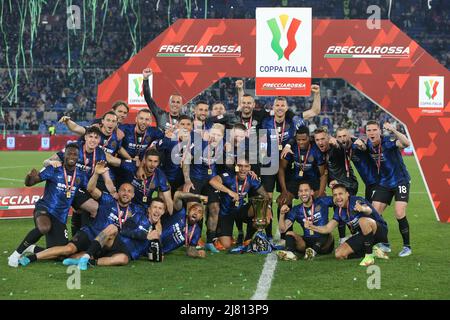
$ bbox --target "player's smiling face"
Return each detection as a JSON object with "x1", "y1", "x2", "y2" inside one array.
[
  {"x1": 118, "y1": 183, "x2": 135, "y2": 205},
  {"x1": 332, "y1": 187, "x2": 349, "y2": 208},
  {"x1": 64, "y1": 147, "x2": 79, "y2": 167},
  {"x1": 102, "y1": 114, "x2": 118, "y2": 135},
  {"x1": 85, "y1": 133, "x2": 100, "y2": 150},
  {"x1": 296, "y1": 133, "x2": 310, "y2": 149},
  {"x1": 366, "y1": 124, "x2": 381, "y2": 144},
  {"x1": 298, "y1": 183, "x2": 313, "y2": 203},
  {"x1": 314, "y1": 132, "x2": 329, "y2": 152},
  {"x1": 241, "y1": 96, "x2": 255, "y2": 114},
  {"x1": 145, "y1": 155, "x2": 160, "y2": 173},
  {"x1": 273, "y1": 99, "x2": 288, "y2": 117},
  {"x1": 169, "y1": 95, "x2": 183, "y2": 114},
  {"x1": 237, "y1": 162, "x2": 251, "y2": 179},
  {"x1": 148, "y1": 201, "x2": 165, "y2": 222},
  {"x1": 209, "y1": 128, "x2": 224, "y2": 147},
  {"x1": 211, "y1": 103, "x2": 226, "y2": 117},
  {"x1": 188, "y1": 204, "x2": 204, "y2": 224},
  {"x1": 178, "y1": 119, "x2": 193, "y2": 132},
  {"x1": 114, "y1": 105, "x2": 129, "y2": 123},
  {"x1": 195, "y1": 103, "x2": 209, "y2": 122},
  {"x1": 136, "y1": 111, "x2": 151, "y2": 132}
]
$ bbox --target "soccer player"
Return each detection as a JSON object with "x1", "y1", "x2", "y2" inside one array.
[
  {"x1": 277, "y1": 182, "x2": 334, "y2": 261},
  {"x1": 160, "y1": 191, "x2": 207, "y2": 258},
  {"x1": 305, "y1": 184, "x2": 389, "y2": 266},
  {"x1": 142, "y1": 68, "x2": 183, "y2": 131},
  {"x1": 59, "y1": 111, "x2": 127, "y2": 156},
  {"x1": 157, "y1": 115, "x2": 193, "y2": 194},
  {"x1": 66, "y1": 198, "x2": 164, "y2": 270},
  {"x1": 8, "y1": 143, "x2": 88, "y2": 267},
  {"x1": 17, "y1": 163, "x2": 143, "y2": 266},
  {"x1": 365, "y1": 121, "x2": 412, "y2": 257},
  {"x1": 182, "y1": 123, "x2": 225, "y2": 252},
  {"x1": 193, "y1": 100, "x2": 214, "y2": 134},
  {"x1": 43, "y1": 126, "x2": 116, "y2": 236},
  {"x1": 119, "y1": 109, "x2": 164, "y2": 160},
  {"x1": 107, "y1": 149, "x2": 173, "y2": 214},
  {"x1": 278, "y1": 126, "x2": 327, "y2": 207},
  {"x1": 335, "y1": 127, "x2": 378, "y2": 201},
  {"x1": 209, "y1": 157, "x2": 271, "y2": 249}
]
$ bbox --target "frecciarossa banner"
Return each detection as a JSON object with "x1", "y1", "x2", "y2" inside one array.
[
  {"x1": 0, "y1": 188, "x2": 44, "y2": 219},
  {"x1": 96, "y1": 19, "x2": 450, "y2": 222}
]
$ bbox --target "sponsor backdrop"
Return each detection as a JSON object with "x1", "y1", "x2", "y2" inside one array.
[
  {"x1": 256, "y1": 8, "x2": 312, "y2": 96},
  {"x1": 0, "y1": 135, "x2": 78, "y2": 151},
  {"x1": 91, "y1": 18, "x2": 447, "y2": 222},
  {"x1": 0, "y1": 188, "x2": 44, "y2": 219}
]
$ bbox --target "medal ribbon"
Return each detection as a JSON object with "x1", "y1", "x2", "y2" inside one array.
[{"x1": 63, "y1": 167, "x2": 77, "y2": 194}]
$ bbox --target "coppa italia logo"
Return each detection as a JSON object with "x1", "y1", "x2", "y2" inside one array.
[
  {"x1": 128, "y1": 74, "x2": 148, "y2": 106},
  {"x1": 267, "y1": 14, "x2": 301, "y2": 61},
  {"x1": 424, "y1": 78, "x2": 439, "y2": 100},
  {"x1": 133, "y1": 76, "x2": 144, "y2": 97}
]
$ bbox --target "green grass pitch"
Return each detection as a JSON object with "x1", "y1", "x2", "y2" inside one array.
[{"x1": 0, "y1": 151, "x2": 449, "y2": 300}]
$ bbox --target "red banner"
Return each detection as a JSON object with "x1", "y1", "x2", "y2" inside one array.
[
  {"x1": 0, "y1": 187, "x2": 44, "y2": 219},
  {"x1": 0, "y1": 135, "x2": 78, "y2": 151}
]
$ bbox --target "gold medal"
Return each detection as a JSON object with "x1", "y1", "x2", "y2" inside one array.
[
  {"x1": 278, "y1": 144, "x2": 282, "y2": 151},
  {"x1": 310, "y1": 230, "x2": 314, "y2": 236},
  {"x1": 66, "y1": 191, "x2": 71, "y2": 198},
  {"x1": 143, "y1": 196, "x2": 147, "y2": 203},
  {"x1": 235, "y1": 201, "x2": 240, "y2": 207},
  {"x1": 299, "y1": 170, "x2": 304, "y2": 177},
  {"x1": 235, "y1": 165, "x2": 239, "y2": 173},
  {"x1": 208, "y1": 168, "x2": 212, "y2": 175}
]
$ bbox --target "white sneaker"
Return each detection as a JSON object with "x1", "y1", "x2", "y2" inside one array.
[
  {"x1": 23, "y1": 244, "x2": 36, "y2": 255},
  {"x1": 304, "y1": 248, "x2": 317, "y2": 260},
  {"x1": 8, "y1": 251, "x2": 21, "y2": 268},
  {"x1": 398, "y1": 246, "x2": 412, "y2": 257}
]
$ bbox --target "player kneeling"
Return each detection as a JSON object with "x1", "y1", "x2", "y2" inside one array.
[
  {"x1": 305, "y1": 184, "x2": 389, "y2": 266},
  {"x1": 277, "y1": 182, "x2": 334, "y2": 261}
]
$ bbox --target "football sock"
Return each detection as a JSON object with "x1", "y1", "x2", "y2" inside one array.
[
  {"x1": 16, "y1": 228, "x2": 43, "y2": 254},
  {"x1": 397, "y1": 217, "x2": 410, "y2": 248}
]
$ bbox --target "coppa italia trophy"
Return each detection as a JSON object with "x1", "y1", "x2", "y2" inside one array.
[{"x1": 231, "y1": 195, "x2": 281, "y2": 254}]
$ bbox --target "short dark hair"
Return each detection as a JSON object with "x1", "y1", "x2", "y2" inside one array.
[
  {"x1": 150, "y1": 197, "x2": 166, "y2": 207},
  {"x1": 232, "y1": 123, "x2": 247, "y2": 131},
  {"x1": 85, "y1": 126, "x2": 102, "y2": 137},
  {"x1": 65, "y1": 142, "x2": 80, "y2": 152},
  {"x1": 274, "y1": 96, "x2": 288, "y2": 103},
  {"x1": 332, "y1": 184, "x2": 348, "y2": 192},
  {"x1": 112, "y1": 101, "x2": 129, "y2": 112},
  {"x1": 137, "y1": 109, "x2": 152, "y2": 115},
  {"x1": 366, "y1": 120, "x2": 379, "y2": 128},
  {"x1": 102, "y1": 111, "x2": 118, "y2": 120},
  {"x1": 144, "y1": 148, "x2": 160, "y2": 160},
  {"x1": 298, "y1": 181, "x2": 313, "y2": 190},
  {"x1": 178, "y1": 114, "x2": 192, "y2": 122},
  {"x1": 296, "y1": 125, "x2": 310, "y2": 136},
  {"x1": 242, "y1": 93, "x2": 254, "y2": 99},
  {"x1": 195, "y1": 100, "x2": 209, "y2": 107},
  {"x1": 313, "y1": 127, "x2": 328, "y2": 135}
]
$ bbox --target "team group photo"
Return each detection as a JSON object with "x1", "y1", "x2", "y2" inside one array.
[{"x1": 0, "y1": 0, "x2": 449, "y2": 301}]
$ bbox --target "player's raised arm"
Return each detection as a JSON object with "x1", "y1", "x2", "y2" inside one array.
[
  {"x1": 173, "y1": 191, "x2": 207, "y2": 212},
  {"x1": 302, "y1": 84, "x2": 321, "y2": 120},
  {"x1": 43, "y1": 153, "x2": 62, "y2": 168},
  {"x1": 142, "y1": 68, "x2": 164, "y2": 128},
  {"x1": 24, "y1": 168, "x2": 42, "y2": 187},
  {"x1": 86, "y1": 161, "x2": 108, "y2": 200},
  {"x1": 383, "y1": 122, "x2": 410, "y2": 149},
  {"x1": 354, "y1": 200, "x2": 373, "y2": 215},
  {"x1": 235, "y1": 79, "x2": 244, "y2": 112},
  {"x1": 105, "y1": 152, "x2": 122, "y2": 167},
  {"x1": 59, "y1": 116, "x2": 86, "y2": 136},
  {"x1": 278, "y1": 204, "x2": 294, "y2": 233}
]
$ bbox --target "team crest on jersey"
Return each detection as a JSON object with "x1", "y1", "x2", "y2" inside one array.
[
  {"x1": 111, "y1": 141, "x2": 117, "y2": 149},
  {"x1": 76, "y1": 177, "x2": 81, "y2": 184},
  {"x1": 149, "y1": 182, "x2": 156, "y2": 189},
  {"x1": 308, "y1": 155, "x2": 314, "y2": 162},
  {"x1": 145, "y1": 136, "x2": 151, "y2": 143},
  {"x1": 252, "y1": 120, "x2": 258, "y2": 126},
  {"x1": 315, "y1": 205, "x2": 321, "y2": 212}
]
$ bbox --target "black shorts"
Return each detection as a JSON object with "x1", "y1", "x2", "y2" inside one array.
[
  {"x1": 346, "y1": 222, "x2": 389, "y2": 254},
  {"x1": 303, "y1": 234, "x2": 334, "y2": 254},
  {"x1": 372, "y1": 183, "x2": 410, "y2": 205},
  {"x1": 70, "y1": 230, "x2": 92, "y2": 252},
  {"x1": 286, "y1": 179, "x2": 320, "y2": 196},
  {"x1": 71, "y1": 188, "x2": 92, "y2": 211},
  {"x1": 190, "y1": 177, "x2": 219, "y2": 203},
  {"x1": 217, "y1": 203, "x2": 251, "y2": 237},
  {"x1": 365, "y1": 184, "x2": 377, "y2": 202},
  {"x1": 100, "y1": 237, "x2": 131, "y2": 260},
  {"x1": 34, "y1": 206, "x2": 69, "y2": 248},
  {"x1": 261, "y1": 174, "x2": 279, "y2": 193}
]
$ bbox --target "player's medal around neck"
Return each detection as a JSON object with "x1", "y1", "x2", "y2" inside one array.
[{"x1": 63, "y1": 167, "x2": 77, "y2": 199}]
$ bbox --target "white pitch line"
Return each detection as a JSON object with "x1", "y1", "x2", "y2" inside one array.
[
  {"x1": 0, "y1": 166, "x2": 30, "y2": 170},
  {"x1": 251, "y1": 253, "x2": 278, "y2": 300},
  {"x1": 0, "y1": 177, "x2": 23, "y2": 182}
]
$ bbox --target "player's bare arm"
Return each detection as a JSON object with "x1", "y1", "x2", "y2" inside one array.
[
  {"x1": 24, "y1": 168, "x2": 42, "y2": 187},
  {"x1": 43, "y1": 153, "x2": 62, "y2": 168},
  {"x1": 86, "y1": 162, "x2": 108, "y2": 200},
  {"x1": 59, "y1": 116, "x2": 86, "y2": 136},
  {"x1": 383, "y1": 122, "x2": 410, "y2": 149},
  {"x1": 173, "y1": 191, "x2": 208, "y2": 212},
  {"x1": 302, "y1": 84, "x2": 321, "y2": 120}
]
